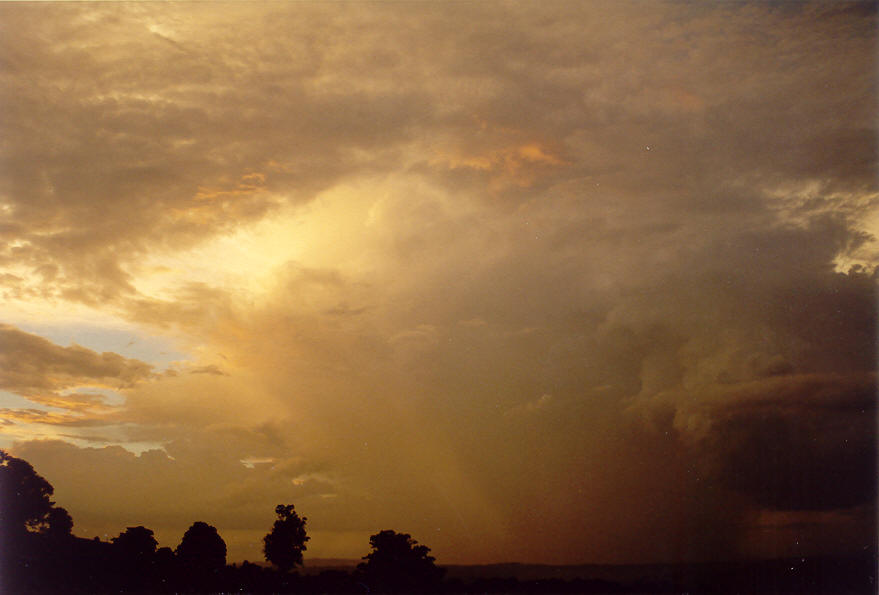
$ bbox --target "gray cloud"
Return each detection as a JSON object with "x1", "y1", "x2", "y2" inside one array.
[
  {"x1": 685, "y1": 374, "x2": 876, "y2": 511},
  {"x1": 0, "y1": 324, "x2": 154, "y2": 400},
  {"x1": 1, "y1": 2, "x2": 874, "y2": 304}
]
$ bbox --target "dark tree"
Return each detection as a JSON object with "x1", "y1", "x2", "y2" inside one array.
[
  {"x1": 0, "y1": 450, "x2": 74, "y2": 593},
  {"x1": 112, "y1": 525, "x2": 158, "y2": 559},
  {"x1": 357, "y1": 530, "x2": 445, "y2": 592},
  {"x1": 44, "y1": 506, "x2": 74, "y2": 539},
  {"x1": 155, "y1": 545, "x2": 175, "y2": 567},
  {"x1": 0, "y1": 449, "x2": 60, "y2": 538},
  {"x1": 111, "y1": 526, "x2": 159, "y2": 590},
  {"x1": 175, "y1": 521, "x2": 227, "y2": 573},
  {"x1": 153, "y1": 546, "x2": 176, "y2": 590},
  {"x1": 263, "y1": 504, "x2": 309, "y2": 572}
]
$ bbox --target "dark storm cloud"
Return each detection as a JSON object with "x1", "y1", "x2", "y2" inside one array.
[{"x1": 689, "y1": 374, "x2": 876, "y2": 512}]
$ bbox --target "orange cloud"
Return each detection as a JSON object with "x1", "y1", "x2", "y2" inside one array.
[{"x1": 434, "y1": 141, "x2": 567, "y2": 189}]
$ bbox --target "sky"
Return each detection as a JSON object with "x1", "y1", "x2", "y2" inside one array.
[{"x1": 0, "y1": 1, "x2": 876, "y2": 565}]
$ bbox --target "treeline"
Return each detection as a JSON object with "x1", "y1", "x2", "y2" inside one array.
[
  {"x1": 1, "y1": 449, "x2": 454, "y2": 593},
  {"x1": 1, "y1": 450, "x2": 875, "y2": 594}
]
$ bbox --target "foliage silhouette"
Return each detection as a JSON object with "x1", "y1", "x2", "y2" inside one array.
[
  {"x1": 111, "y1": 526, "x2": 159, "y2": 590},
  {"x1": 264, "y1": 503, "x2": 310, "y2": 572},
  {"x1": 0, "y1": 449, "x2": 75, "y2": 593},
  {"x1": 112, "y1": 525, "x2": 159, "y2": 558},
  {"x1": 44, "y1": 506, "x2": 74, "y2": 539},
  {"x1": 357, "y1": 529, "x2": 445, "y2": 592},
  {"x1": 176, "y1": 520, "x2": 227, "y2": 573},
  {"x1": 0, "y1": 449, "x2": 67, "y2": 538},
  {"x1": 152, "y1": 546, "x2": 176, "y2": 590}
]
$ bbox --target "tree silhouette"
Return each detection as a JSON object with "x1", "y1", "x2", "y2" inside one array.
[
  {"x1": 263, "y1": 504, "x2": 309, "y2": 573},
  {"x1": 0, "y1": 450, "x2": 75, "y2": 593},
  {"x1": 176, "y1": 521, "x2": 227, "y2": 573},
  {"x1": 113, "y1": 525, "x2": 158, "y2": 559},
  {"x1": 0, "y1": 449, "x2": 61, "y2": 539},
  {"x1": 44, "y1": 506, "x2": 74, "y2": 539},
  {"x1": 111, "y1": 526, "x2": 159, "y2": 589},
  {"x1": 357, "y1": 530, "x2": 445, "y2": 592}
]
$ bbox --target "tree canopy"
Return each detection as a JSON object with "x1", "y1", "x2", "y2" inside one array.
[
  {"x1": 357, "y1": 529, "x2": 445, "y2": 592},
  {"x1": 263, "y1": 504, "x2": 309, "y2": 573},
  {"x1": 176, "y1": 521, "x2": 227, "y2": 573},
  {"x1": 113, "y1": 526, "x2": 158, "y2": 559},
  {"x1": 0, "y1": 449, "x2": 71, "y2": 540}
]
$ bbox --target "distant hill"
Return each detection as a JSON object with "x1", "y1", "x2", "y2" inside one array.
[
  {"x1": 442, "y1": 562, "x2": 658, "y2": 583},
  {"x1": 446, "y1": 555, "x2": 877, "y2": 593},
  {"x1": 302, "y1": 554, "x2": 877, "y2": 593},
  {"x1": 300, "y1": 558, "x2": 360, "y2": 574},
  {"x1": 304, "y1": 558, "x2": 360, "y2": 567}
]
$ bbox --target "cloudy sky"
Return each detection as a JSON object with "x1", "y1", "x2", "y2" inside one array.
[{"x1": 1, "y1": 2, "x2": 876, "y2": 565}]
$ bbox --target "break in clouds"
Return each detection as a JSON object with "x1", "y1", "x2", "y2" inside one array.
[{"x1": 0, "y1": 2, "x2": 875, "y2": 564}]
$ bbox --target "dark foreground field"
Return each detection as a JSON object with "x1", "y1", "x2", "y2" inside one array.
[
  {"x1": 4, "y1": 535, "x2": 876, "y2": 594},
  {"x1": 296, "y1": 553, "x2": 877, "y2": 594}
]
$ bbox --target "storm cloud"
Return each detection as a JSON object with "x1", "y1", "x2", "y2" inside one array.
[{"x1": 1, "y1": 1, "x2": 875, "y2": 565}]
